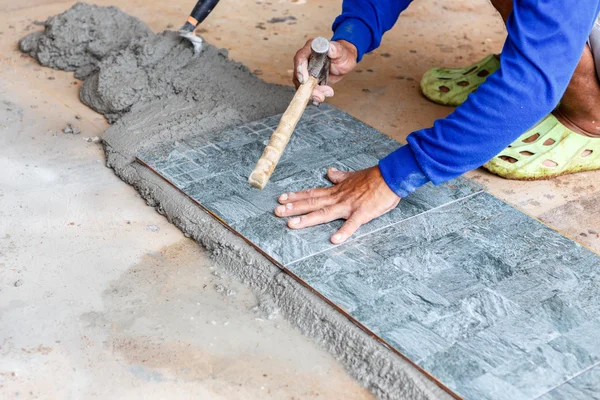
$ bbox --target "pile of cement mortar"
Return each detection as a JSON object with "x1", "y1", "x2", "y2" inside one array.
[
  {"x1": 20, "y1": 4, "x2": 450, "y2": 399},
  {"x1": 20, "y1": 3, "x2": 153, "y2": 81},
  {"x1": 20, "y1": 2, "x2": 292, "y2": 123}
]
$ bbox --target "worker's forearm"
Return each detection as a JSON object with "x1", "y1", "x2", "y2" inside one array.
[
  {"x1": 379, "y1": 0, "x2": 600, "y2": 197},
  {"x1": 331, "y1": 0, "x2": 413, "y2": 61}
]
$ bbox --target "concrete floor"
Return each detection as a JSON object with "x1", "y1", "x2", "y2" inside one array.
[{"x1": 1, "y1": 0, "x2": 599, "y2": 398}]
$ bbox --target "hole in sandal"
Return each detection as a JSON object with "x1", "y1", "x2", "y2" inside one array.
[
  {"x1": 464, "y1": 66, "x2": 478, "y2": 75},
  {"x1": 543, "y1": 138, "x2": 556, "y2": 146},
  {"x1": 438, "y1": 77, "x2": 451, "y2": 80},
  {"x1": 439, "y1": 86, "x2": 450, "y2": 93},
  {"x1": 477, "y1": 70, "x2": 490, "y2": 77},
  {"x1": 457, "y1": 81, "x2": 469, "y2": 87},
  {"x1": 543, "y1": 160, "x2": 558, "y2": 167},
  {"x1": 523, "y1": 133, "x2": 540, "y2": 143},
  {"x1": 520, "y1": 151, "x2": 535, "y2": 156},
  {"x1": 582, "y1": 150, "x2": 593, "y2": 157},
  {"x1": 500, "y1": 155, "x2": 518, "y2": 163}
]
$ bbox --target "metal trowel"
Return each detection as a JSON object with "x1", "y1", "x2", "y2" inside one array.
[{"x1": 178, "y1": 0, "x2": 221, "y2": 55}]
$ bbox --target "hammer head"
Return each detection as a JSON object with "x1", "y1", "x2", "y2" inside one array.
[{"x1": 308, "y1": 37, "x2": 330, "y2": 86}]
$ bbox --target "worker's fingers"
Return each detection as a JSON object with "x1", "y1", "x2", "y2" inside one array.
[
  {"x1": 330, "y1": 61, "x2": 354, "y2": 77},
  {"x1": 295, "y1": 40, "x2": 357, "y2": 90},
  {"x1": 287, "y1": 205, "x2": 350, "y2": 230},
  {"x1": 311, "y1": 86, "x2": 334, "y2": 103},
  {"x1": 293, "y1": 39, "x2": 312, "y2": 84},
  {"x1": 327, "y1": 74, "x2": 345, "y2": 85},
  {"x1": 311, "y1": 88, "x2": 326, "y2": 103},
  {"x1": 331, "y1": 211, "x2": 368, "y2": 244},
  {"x1": 274, "y1": 193, "x2": 341, "y2": 218},
  {"x1": 297, "y1": 60, "x2": 309, "y2": 85},
  {"x1": 278, "y1": 187, "x2": 333, "y2": 204},
  {"x1": 329, "y1": 40, "x2": 358, "y2": 76},
  {"x1": 328, "y1": 41, "x2": 345, "y2": 61},
  {"x1": 326, "y1": 167, "x2": 352, "y2": 184},
  {"x1": 311, "y1": 93, "x2": 325, "y2": 104}
]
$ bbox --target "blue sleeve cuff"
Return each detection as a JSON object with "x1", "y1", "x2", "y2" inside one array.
[
  {"x1": 378, "y1": 144, "x2": 430, "y2": 198},
  {"x1": 331, "y1": 18, "x2": 373, "y2": 62}
]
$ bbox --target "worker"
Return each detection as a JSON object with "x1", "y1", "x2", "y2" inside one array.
[{"x1": 274, "y1": 0, "x2": 600, "y2": 244}]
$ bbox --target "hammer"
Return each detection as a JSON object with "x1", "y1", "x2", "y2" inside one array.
[{"x1": 248, "y1": 37, "x2": 330, "y2": 189}]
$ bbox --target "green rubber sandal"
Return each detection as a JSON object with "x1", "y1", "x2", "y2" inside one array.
[
  {"x1": 421, "y1": 54, "x2": 500, "y2": 106},
  {"x1": 483, "y1": 114, "x2": 600, "y2": 180}
]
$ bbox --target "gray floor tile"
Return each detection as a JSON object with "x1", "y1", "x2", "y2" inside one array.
[
  {"x1": 538, "y1": 364, "x2": 600, "y2": 399},
  {"x1": 137, "y1": 104, "x2": 600, "y2": 399},
  {"x1": 138, "y1": 104, "x2": 481, "y2": 264},
  {"x1": 290, "y1": 192, "x2": 600, "y2": 399}
]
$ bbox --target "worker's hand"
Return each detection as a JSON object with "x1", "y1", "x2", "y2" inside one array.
[
  {"x1": 293, "y1": 39, "x2": 358, "y2": 103},
  {"x1": 274, "y1": 166, "x2": 401, "y2": 244}
]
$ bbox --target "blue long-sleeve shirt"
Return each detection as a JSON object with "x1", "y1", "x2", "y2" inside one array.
[{"x1": 331, "y1": 0, "x2": 600, "y2": 197}]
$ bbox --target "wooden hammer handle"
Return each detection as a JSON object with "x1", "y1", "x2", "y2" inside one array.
[{"x1": 248, "y1": 76, "x2": 318, "y2": 189}]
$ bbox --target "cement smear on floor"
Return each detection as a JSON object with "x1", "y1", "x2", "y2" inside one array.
[{"x1": 20, "y1": 4, "x2": 450, "y2": 399}]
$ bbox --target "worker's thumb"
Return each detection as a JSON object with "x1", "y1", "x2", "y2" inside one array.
[
  {"x1": 328, "y1": 41, "x2": 344, "y2": 61},
  {"x1": 327, "y1": 167, "x2": 350, "y2": 184}
]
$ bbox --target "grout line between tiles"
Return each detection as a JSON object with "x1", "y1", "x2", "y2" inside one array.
[
  {"x1": 533, "y1": 360, "x2": 600, "y2": 399},
  {"x1": 286, "y1": 189, "x2": 485, "y2": 267}
]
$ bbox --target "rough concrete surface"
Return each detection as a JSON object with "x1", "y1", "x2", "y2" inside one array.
[
  {"x1": 0, "y1": 13, "x2": 375, "y2": 400},
  {"x1": 16, "y1": 3, "x2": 451, "y2": 399}
]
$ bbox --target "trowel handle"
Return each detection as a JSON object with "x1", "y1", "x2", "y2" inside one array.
[{"x1": 180, "y1": 0, "x2": 221, "y2": 32}]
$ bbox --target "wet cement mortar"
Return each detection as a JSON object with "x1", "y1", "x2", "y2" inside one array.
[{"x1": 20, "y1": 4, "x2": 450, "y2": 399}]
